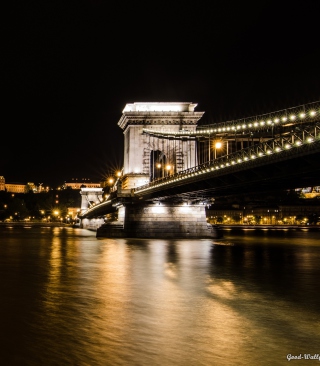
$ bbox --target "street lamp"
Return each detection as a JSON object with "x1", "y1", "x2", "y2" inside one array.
[
  {"x1": 214, "y1": 141, "x2": 222, "y2": 159},
  {"x1": 154, "y1": 163, "x2": 163, "y2": 180},
  {"x1": 165, "y1": 164, "x2": 174, "y2": 176},
  {"x1": 53, "y1": 210, "x2": 59, "y2": 222}
]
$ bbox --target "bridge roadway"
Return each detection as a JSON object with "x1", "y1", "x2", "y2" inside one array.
[{"x1": 81, "y1": 102, "x2": 320, "y2": 219}]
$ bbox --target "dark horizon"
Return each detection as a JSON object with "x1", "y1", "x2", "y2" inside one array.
[{"x1": 2, "y1": 1, "x2": 319, "y2": 187}]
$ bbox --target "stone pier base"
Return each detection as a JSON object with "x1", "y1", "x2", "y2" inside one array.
[
  {"x1": 81, "y1": 217, "x2": 105, "y2": 231},
  {"x1": 96, "y1": 203, "x2": 221, "y2": 239}
]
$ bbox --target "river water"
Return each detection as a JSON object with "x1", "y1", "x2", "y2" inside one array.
[{"x1": 0, "y1": 225, "x2": 319, "y2": 366}]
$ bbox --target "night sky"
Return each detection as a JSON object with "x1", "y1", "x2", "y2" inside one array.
[{"x1": 2, "y1": 0, "x2": 319, "y2": 187}]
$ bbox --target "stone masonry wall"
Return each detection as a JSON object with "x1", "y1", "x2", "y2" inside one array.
[{"x1": 122, "y1": 203, "x2": 217, "y2": 238}]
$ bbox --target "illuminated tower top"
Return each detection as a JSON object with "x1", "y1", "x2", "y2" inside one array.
[
  {"x1": 118, "y1": 102, "x2": 203, "y2": 130},
  {"x1": 122, "y1": 102, "x2": 198, "y2": 113}
]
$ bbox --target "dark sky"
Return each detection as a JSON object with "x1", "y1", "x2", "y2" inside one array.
[{"x1": 2, "y1": 0, "x2": 319, "y2": 187}]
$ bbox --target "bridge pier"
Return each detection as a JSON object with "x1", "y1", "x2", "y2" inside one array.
[{"x1": 96, "y1": 202, "x2": 220, "y2": 239}]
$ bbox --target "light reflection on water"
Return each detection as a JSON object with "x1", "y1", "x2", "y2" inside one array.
[{"x1": 0, "y1": 226, "x2": 319, "y2": 365}]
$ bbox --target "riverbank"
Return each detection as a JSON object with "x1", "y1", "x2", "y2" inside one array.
[
  {"x1": 215, "y1": 224, "x2": 320, "y2": 231},
  {"x1": 0, "y1": 221, "x2": 70, "y2": 227}
]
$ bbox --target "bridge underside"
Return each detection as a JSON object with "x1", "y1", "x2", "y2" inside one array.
[
  {"x1": 81, "y1": 147, "x2": 320, "y2": 220},
  {"x1": 135, "y1": 148, "x2": 320, "y2": 202}
]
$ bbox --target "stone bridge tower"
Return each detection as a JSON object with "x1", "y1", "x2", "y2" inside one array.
[
  {"x1": 80, "y1": 187, "x2": 104, "y2": 214},
  {"x1": 117, "y1": 102, "x2": 204, "y2": 190}
]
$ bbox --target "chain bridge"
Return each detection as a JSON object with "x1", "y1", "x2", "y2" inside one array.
[{"x1": 79, "y1": 101, "x2": 320, "y2": 238}]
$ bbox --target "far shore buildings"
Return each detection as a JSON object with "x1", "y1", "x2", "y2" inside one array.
[
  {"x1": 64, "y1": 181, "x2": 101, "y2": 190},
  {"x1": 0, "y1": 176, "x2": 102, "y2": 193},
  {"x1": 0, "y1": 176, "x2": 5, "y2": 191},
  {"x1": 1, "y1": 175, "x2": 319, "y2": 224},
  {"x1": 0, "y1": 176, "x2": 28, "y2": 193},
  {"x1": 207, "y1": 201, "x2": 320, "y2": 225}
]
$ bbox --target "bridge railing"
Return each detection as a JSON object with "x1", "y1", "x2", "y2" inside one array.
[
  {"x1": 197, "y1": 100, "x2": 320, "y2": 134},
  {"x1": 134, "y1": 119, "x2": 320, "y2": 194},
  {"x1": 141, "y1": 101, "x2": 320, "y2": 138}
]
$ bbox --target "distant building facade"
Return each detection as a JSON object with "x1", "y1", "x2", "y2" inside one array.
[
  {"x1": 67, "y1": 207, "x2": 81, "y2": 220},
  {"x1": 207, "y1": 202, "x2": 320, "y2": 225},
  {"x1": 64, "y1": 182, "x2": 101, "y2": 189},
  {"x1": 1, "y1": 176, "x2": 102, "y2": 192},
  {"x1": 4, "y1": 183, "x2": 26, "y2": 193},
  {"x1": 0, "y1": 176, "x2": 38, "y2": 193},
  {"x1": 0, "y1": 176, "x2": 5, "y2": 191}
]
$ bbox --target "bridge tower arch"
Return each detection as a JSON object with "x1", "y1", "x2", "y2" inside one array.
[
  {"x1": 117, "y1": 102, "x2": 204, "y2": 190},
  {"x1": 80, "y1": 187, "x2": 104, "y2": 214}
]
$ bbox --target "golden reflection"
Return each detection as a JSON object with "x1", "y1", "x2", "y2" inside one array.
[
  {"x1": 45, "y1": 234, "x2": 62, "y2": 312},
  {"x1": 164, "y1": 262, "x2": 178, "y2": 280},
  {"x1": 206, "y1": 280, "x2": 235, "y2": 299},
  {"x1": 85, "y1": 239, "x2": 131, "y2": 345}
]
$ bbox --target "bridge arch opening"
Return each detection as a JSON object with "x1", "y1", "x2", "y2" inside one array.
[{"x1": 150, "y1": 150, "x2": 167, "y2": 181}]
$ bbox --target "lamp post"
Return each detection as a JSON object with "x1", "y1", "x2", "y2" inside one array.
[
  {"x1": 165, "y1": 164, "x2": 174, "y2": 176},
  {"x1": 156, "y1": 163, "x2": 162, "y2": 179}
]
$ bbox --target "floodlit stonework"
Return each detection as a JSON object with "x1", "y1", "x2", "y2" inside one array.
[{"x1": 118, "y1": 102, "x2": 204, "y2": 189}]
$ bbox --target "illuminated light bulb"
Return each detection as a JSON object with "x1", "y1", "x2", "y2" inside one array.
[
  {"x1": 310, "y1": 111, "x2": 316, "y2": 116},
  {"x1": 282, "y1": 117, "x2": 287, "y2": 121},
  {"x1": 299, "y1": 113, "x2": 305, "y2": 118},
  {"x1": 290, "y1": 115, "x2": 296, "y2": 120}
]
